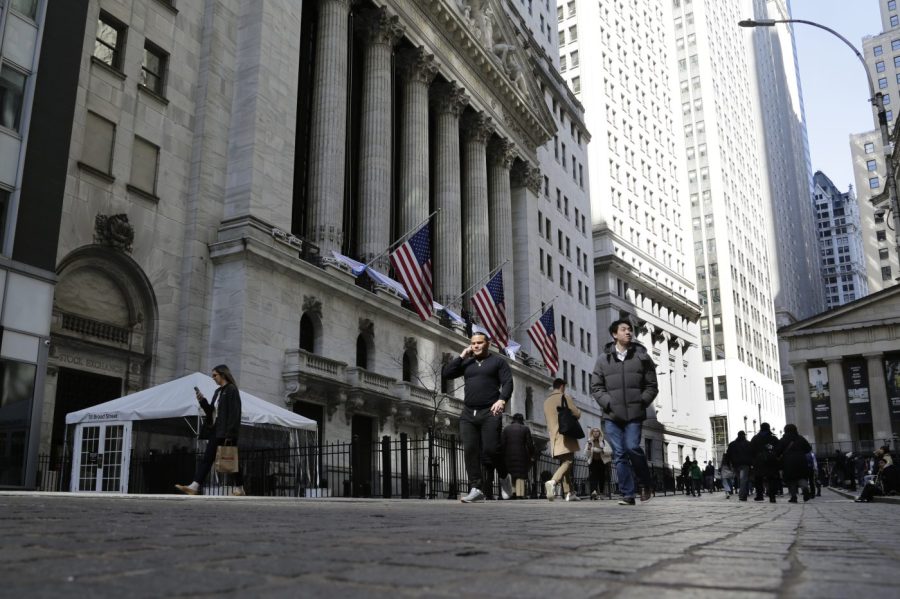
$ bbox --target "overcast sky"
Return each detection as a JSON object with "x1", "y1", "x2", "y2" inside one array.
[{"x1": 791, "y1": 0, "x2": 881, "y2": 190}]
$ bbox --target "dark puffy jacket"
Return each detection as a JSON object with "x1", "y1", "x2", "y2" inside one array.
[
  {"x1": 778, "y1": 432, "x2": 812, "y2": 481},
  {"x1": 727, "y1": 437, "x2": 754, "y2": 467},
  {"x1": 590, "y1": 341, "x2": 658, "y2": 423},
  {"x1": 750, "y1": 430, "x2": 779, "y2": 474},
  {"x1": 501, "y1": 422, "x2": 535, "y2": 480},
  {"x1": 200, "y1": 384, "x2": 242, "y2": 441}
]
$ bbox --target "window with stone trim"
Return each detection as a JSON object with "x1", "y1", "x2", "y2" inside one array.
[
  {"x1": 94, "y1": 12, "x2": 127, "y2": 71},
  {"x1": 129, "y1": 136, "x2": 159, "y2": 196},
  {"x1": 140, "y1": 40, "x2": 168, "y2": 96},
  {"x1": 82, "y1": 112, "x2": 116, "y2": 175}
]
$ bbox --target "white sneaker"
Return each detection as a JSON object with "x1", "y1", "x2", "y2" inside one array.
[
  {"x1": 545, "y1": 480, "x2": 557, "y2": 501},
  {"x1": 460, "y1": 487, "x2": 485, "y2": 503},
  {"x1": 500, "y1": 475, "x2": 513, "y2": 500},
  {"x1": 566, "y1": 492, "x2": 581, "y2": 502}
]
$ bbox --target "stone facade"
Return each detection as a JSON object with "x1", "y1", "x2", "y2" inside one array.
[
  {"x1": 780, "y1": 285, "x2": 900, "y2": 452},
  {"x1": 39, "y1": 0, "x2": 571, "y2": 460}
]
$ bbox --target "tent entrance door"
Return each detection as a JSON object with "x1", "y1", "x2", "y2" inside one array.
[{"x1": 71, "y1": 422, "x2": 132, "y2": 492}]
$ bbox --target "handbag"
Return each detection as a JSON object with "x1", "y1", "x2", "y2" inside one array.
[
  {"x1": 214, "y1": 441, "x2": 239, "y2": 473},
  {"x1": 557, "y1": 395, "x2": 585, "y2": 439}
]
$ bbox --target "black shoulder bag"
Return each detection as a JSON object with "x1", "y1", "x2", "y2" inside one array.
[{"x1": 557, "y1": 395, "x2": 585, "y2": 440}]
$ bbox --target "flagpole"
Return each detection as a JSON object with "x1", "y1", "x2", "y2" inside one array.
[
  {"x1": 509, "y1": 296, "x2": 558, "y2": 334},
  {"x1": 442, "y1": 259, "x2": 510, "y2": 311},
  {"x1": 364, "y1": 209, "x2": 441, "y2": 269}
]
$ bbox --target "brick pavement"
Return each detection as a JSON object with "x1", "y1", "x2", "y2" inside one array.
[{"x1": 0, "y1": 489, "x2": 896, "y2": 598}]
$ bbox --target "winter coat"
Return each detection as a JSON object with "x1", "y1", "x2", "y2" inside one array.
[
  {"x1": 777, "y1": 432, "x2": 813, "y2": 481},
  {"x1": 583, "y1": 433, "x2": 608, "y2": 465},
  {"x1": 200, "y1": 383, "x2": 242, "y2": 441},
  {"x1": 502, "y1": 422, "x2": 535, "y2": 480},
  {"x1": 590, "y1": 341, "x2": 658, "y2": 424},
  {"x1": 727, "y1": 437, "x2": 754, "y2": 467},
  {"x1": 690, "y1": 463, "x2": 702, "y2": 480},
  {"x1": 750, "y1": 430, "x2": 780, "y2": 474},
  {"x1": 544, "y1": 390, "x2": 582, "y2": 457}
]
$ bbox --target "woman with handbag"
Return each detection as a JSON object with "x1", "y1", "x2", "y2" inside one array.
[
  {"x1": 543, "y1": 378, "x2": 583, "y2": 502},
  {"x1": 176, "y1": 364, "x2": 245, "y2": 496},
  {"x1": 584, "y1": 428, "x2": 608, "y2": 499}
]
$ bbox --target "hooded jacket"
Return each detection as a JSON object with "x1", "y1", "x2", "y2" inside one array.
[{"x1": 590, "y1": 341, "x2": 658, "y2": 423}]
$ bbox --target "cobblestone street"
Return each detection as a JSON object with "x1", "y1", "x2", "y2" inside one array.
[{"x1": 1, "y1": 489, "x2": 897, "y2": 598}]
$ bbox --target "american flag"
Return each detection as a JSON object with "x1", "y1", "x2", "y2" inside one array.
[
  {"x1": 528, "y1": 307, "x2": 558, "y2": 374},
  {"x1": 471, "y1": 270, "x2": 508, "y2": 348},
  {"x1": 390, "y1": 224, "x2": 434, "y2": 320}
]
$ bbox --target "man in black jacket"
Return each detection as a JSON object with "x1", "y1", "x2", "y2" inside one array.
[
  {"x1": 590, "y1": 319, "x2": 658, "y2": 505},
  {"x1": 750, "y1": 422, "x2": 780, "y2": 503},
  {"x1": 442, "y1": 332, "x2": 513, "y2": 503},
  {"x1": 726, "y1": 430, "x2": 753, "y2": 500}
]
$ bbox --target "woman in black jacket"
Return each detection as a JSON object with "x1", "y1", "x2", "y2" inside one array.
[
  {"x1": 778, "y1": 424, "x2": 812, "y2": 503},
  {"x1": 501, "y1": 413, "x2": 535, "y2": 498},
  {"x1": 176, "y1": 364, "x2": 244, "y2": 496}
]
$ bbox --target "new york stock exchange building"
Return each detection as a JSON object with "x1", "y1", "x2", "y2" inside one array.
[{"x1": 3, "y1": 0, "x2": 596, "y2": 491}]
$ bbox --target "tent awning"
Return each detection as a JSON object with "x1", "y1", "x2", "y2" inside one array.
[{"x1": 65, "y1": 372, "x2": 316, "y2": 430}]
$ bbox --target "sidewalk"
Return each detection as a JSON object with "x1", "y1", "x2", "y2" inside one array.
[
  {"x1": 826, "y1": 485, "x2": 900, "y2": 505},
  {"x1": 0, "y1": 488, "x2": 896, "y2": 598}
]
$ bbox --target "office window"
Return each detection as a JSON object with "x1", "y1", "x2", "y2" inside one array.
[
  {"x1": 865, "y1": 142, "x2": 876, "y2": 154},
  {"x1": 879, "y1": 77, "x2": 888, "y2": 89},
  {"x1": 82, "y1": 112, "x2": 116, "y2": 174},
  {"x1": 893, "y1": 39, "x2": 900, "y2": 51},
  {"x1": 11, "y1": 0, "x2": 38, "y2": 18},
  {"x1": 718, "y1": 376, "x2": 728, "y2": 399},
  {"x1": 874, "y1": 45, "x2": 884, "y2": 56},
  {"x1": 129, "y1": 136, "x2": 160, "y2": 196},
  {"x1": 877, "y1": 230, "x2": 887, "y2": 241},
  {"x1": 705, "y1": 377, "x2": 714, "y2": 401},
  {"x1": 568, "y1": 25, "x2": 577, "y2": 42},
  {"x1": 867, "y1": 159, "x2": 878, "y2": 171},
  {"x1": 891, "y1": 14, "x2": 899, "y2": 27},
  {"x1": 889, "y1": 110, "x2": 895, "y2": 121},
  {"x1": 880, "y1": 248, "x2": 890, "y2": 260},
  {"x1": 0, "y1": 65, "x2": 26, "y2": 131},
  {"x1": 885, "y1": 94, "x2": 892, "y2": 105},
  {"x1": 882, "y1": 266, "x2": 893, "y2": 280},
  {"x1": 571, "y1": 76, "x2": 581, "y2": 94},
  {"x1": 570, "y1": 50, "x2": 579, "y2": 67},
  {"x1": 890, "y1": 0, "x2": 897, "y2": 10},
  {"x1": 877, "y1": 61, "x2": 886, "y2": 73},
  {"x1": 870, "y1": 177, "x2": 880, "y2": 189},
  {"x1": 140, "y1": 41, "x2": 168, "y2": 95},
  {"x1": 94, "y1": 12, "x2": 127, "y2": 70},
  {"x1": 560, "y1": 55, "x2": 567, "y2": 72}
]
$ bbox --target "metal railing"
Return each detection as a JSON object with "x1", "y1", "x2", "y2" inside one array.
[{"x1": 33, "y1": 432, "x2": 692, "y2": 498}]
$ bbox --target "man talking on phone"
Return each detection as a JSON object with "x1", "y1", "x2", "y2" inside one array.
[{"x1": 442, "y1": 331, "x2": 513, "y2": 503}]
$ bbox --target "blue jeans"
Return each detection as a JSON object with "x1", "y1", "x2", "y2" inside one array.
[{"x1": 604, "y1": 420, "x2": 650, "y2": 498}]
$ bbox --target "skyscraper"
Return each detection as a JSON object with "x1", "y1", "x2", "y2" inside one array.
[
  {"x1": 850, "y1": 0, "x2": 900, "y2": 292},
  {"x1": 672, "y1": 0, "x2": 786, "y2": 458},
  {"x1": 563, "y1": 0, "x2": 711, "y2": 467},
  {"x1": 813, "y1": 172, "x2": 869, "y2": 309}
]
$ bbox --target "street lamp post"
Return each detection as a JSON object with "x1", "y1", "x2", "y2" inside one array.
[{"x1": 739, "y1": 18, "x2": 900, "y2": 271}]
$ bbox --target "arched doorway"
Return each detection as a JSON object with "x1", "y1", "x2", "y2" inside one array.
[{"x1": 44, "y1": 246, "x2": 157, "y2": 457}]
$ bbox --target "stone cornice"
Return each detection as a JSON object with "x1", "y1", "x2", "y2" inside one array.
[{"x1": 386, "y1": 0, "x2": 554, "y2": 159}]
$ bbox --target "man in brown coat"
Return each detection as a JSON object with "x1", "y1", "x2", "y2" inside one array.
[{"x1": 543, "y1": 378, "x2": 582, "y2": 501}]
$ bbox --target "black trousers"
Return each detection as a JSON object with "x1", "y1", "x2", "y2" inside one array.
[
  {"x1": 459, "y1": 408, "x2": 505, "y2": 492},
  {"x1": 195, "y1": 437, "x2": 243, "y2": 487},
  {"x1": 754, "y1": 472, "x2": 778, "y2": 499},
  {"x1": 588, "y1": 461, "x2": 605, "y2": 495}
]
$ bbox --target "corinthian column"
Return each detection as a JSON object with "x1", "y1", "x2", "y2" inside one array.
[
  {"x1": 825, "y1": 358, "x2": 851, "y2": 443},
  {"x1": 430, "y1": 81, "x2": 467, "y2": 307},
  {"x1": 488, "y1": 137, "x2": 516, "y2": 324},
  {"x1": 510, "y1": 161, "x2": 543, "y2": 331},
  {"x1": 356, "y1": 8, "x2": 403, "y2": 271},
  {"x1": 865, "y1": 352, "x2": 895, "y2": 442},
  {"x1": 461, "y1": 111, "x2": 493, "y2": 307},
  {"x1": 307, "y1": 0, "x2": 351, "y2": 253},
  {"x1": 397, "y1": 48, "x2": 438, "y2": 234}
]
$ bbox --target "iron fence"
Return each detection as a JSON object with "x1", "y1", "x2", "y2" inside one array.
[{"x1": 33, "y1": 431, "x2": 688, "y2": 499}]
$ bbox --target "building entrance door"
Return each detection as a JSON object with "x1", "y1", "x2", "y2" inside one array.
[
  {"x1": 52, "y1": 368, "x2": 122, "y2": 457},
  {"x1": 71, "y1": 422, "x2": 132, "y2": 492},
  {"x1": 351, "y1": 415, "x2": 373, "y2": 497}
]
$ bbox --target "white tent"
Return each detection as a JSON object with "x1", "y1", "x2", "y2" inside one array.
[
  {"x1": 66, "y1": 372, "x2": 316, "y2": 429},
  {"x1": 65, "y1": 373, "x2": 316, "y2": 493}
]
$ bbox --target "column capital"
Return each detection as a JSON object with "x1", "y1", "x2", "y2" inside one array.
[
  {"x1": 461, "y1": 111, "x2": 494, "y2": 143},
  {"x1": 430, "y1": 80, "x2": 468, "y2": 117},
  {"x1": 356, "y1": 6, "x2": 404, "y2": 47},
  {"x1": 397, "y1": 47, "x2": 438, "y2": 85},
  {"x1": 488, "y1": 137, "x2": 516, "y2": 169},
  {"x1": 511, "y1": 161, "x2": 542, "y2": 194}
]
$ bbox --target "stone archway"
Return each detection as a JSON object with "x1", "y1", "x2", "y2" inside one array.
[{"x1": 41, "y1": 245, "x2": 158, "y2": 456}]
